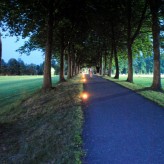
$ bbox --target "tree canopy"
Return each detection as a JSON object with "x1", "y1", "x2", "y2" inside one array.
[{"x1": 0, "y1": 0, "x2": 163, "y2": 90}]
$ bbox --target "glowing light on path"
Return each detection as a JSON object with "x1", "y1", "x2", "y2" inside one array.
[
  {"x1": 81, "y1": 92, "x2": 89, "y2": 100},
  {"x1": 83, "y1": 78, "x2": 86, "y2": 82},
  {"x1": 82, "y1": 73, "x2": 85, "y2": 79}
]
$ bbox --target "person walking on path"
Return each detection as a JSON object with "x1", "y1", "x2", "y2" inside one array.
[
  {"x1": 89, "y1": 68, "x2": 93, "y2": 78},
  {"x1": 83, "y1": 75, "x2": 164, "y2": 164}
]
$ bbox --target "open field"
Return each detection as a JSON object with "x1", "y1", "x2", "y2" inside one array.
[
  {"x1": 0, "y1": 75, "x2": 59, "y2": 110},
  {"x1": 104, "y1": 74, "x2": 164, "y2": 107}
]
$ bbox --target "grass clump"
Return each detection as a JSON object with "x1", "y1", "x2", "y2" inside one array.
[
  {"x1": 104, "y1": 76, "x2": 164, "y2": 107},
  {"x1": 0, "y1": 76, "x2": 83, "y2": 163}
]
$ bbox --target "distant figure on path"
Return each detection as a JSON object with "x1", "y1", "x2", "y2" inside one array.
[{"x1": 89, "y1": 68, "x2": 93, "y2": 77}]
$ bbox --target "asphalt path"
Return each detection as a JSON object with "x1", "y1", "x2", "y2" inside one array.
[{"x1": 82, "y1": 75, "x2": 164, "y2": 164}]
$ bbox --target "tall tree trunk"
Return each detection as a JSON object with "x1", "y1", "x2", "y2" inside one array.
[
  {"x1": 74, "y1": 61, "x2": 77, "y2": 75},
  {"x1": 112, "y1": 24, "x2": 119, "y2": 79},
  {"x1": 60, "y1": 38, "x2": 66, "y2": 82},
  {"x1": 72, "y1": 55, "x2": 75, "y2": 77},
  {"x1": 70, "y1": 57, "x2": 73, "y2": 77},
  {"x1": 71, "y1": 45, "x2": 75, "y2": 77},
  {"x1": 67, "y1": 53, "x2": 72, "y2": 79},
  {"x1": 67, "y1": 43, "x2": 72, "y2": 79},
  {"x1": 73, "y1": 54, "x2": 77, "y2": 76},
  {"x1": 76, "y1": 57, "x2": 80, "y2": 75},
  {"x1": 100, "y1": 54, "x2": 103, "y2": 75},
  {"x1": 127, "y1": 42, "x2": 133, "y2": 82},
  {"x1": 114, "y1": 44, "x2": 119, "y2": 79},
  {"x1": 71, "y1": 57, "x2": 74, "y2": 77},
  {"x1": 43, "y1": 1, "x2": 54, "y2": 90},
  {"x1": 149, "y1": 0, "x2": 161, "y2": 90},
  {"x1": 108, "y1": 45, "x2": 113, "y2": 77},
  {"x1": 78, "y1": 64, "x2": 80, "y2": 74},
  {"x1": 0, "y1": 34, "x2": 2, "y2": 70},
  {"x1": 127, "y1": 0, "x2": 133, "y2": 83},
  {"x1": 76, "y1": 65, "x2": 78, "y2": 75},
  {"x1": 104, "y1": 50, "x2": 107, "y2": 75}
]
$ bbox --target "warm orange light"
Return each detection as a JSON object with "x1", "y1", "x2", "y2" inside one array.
[
  {"x1": 81, "y1": 78, "x2": 86, "y2": 83},
  {"x1": 82, "y1": 73, "x2": 85, "y2": 79},
  {"x1": 83, "y1": 78, "x2": 86, "y2": 82},
  {"x1": 81, "y1": 92, "x2": 89, "y2": 100}
]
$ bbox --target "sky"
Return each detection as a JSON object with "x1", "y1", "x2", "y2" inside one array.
[{"x1": 1, "y1": 35, "x2": 44, "y2": 65}]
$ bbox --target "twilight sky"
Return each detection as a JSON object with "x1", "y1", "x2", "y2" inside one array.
[{"x1": 1, "y1": 34, "x2": 44, "y2": 65}]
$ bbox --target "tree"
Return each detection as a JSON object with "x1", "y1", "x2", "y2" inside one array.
[
  {"x1": 125, "y1": 0, "x2": 148, "y2": 82},
  {"x1": 55, "y1": 19, "x2": 72, "y2": 82},
  {"x1": 0, "y1": 0, "x2": 62, "y2": 90},
  {"x1": 161, "y1": 54, "x2": 164, "y2": 74},
  {"x1": 42, "y1": 0, "x2": 54, "y2": 89},
  {"x1": 26, "y1": 64, "x2": 37, "y2": 75},
  {"x1": 18, "y1": 58, "x2": 26, "y2": 75},
  {"x1": 1, "y1": 0, "x2": 162, "y2": 90},
  {"x1": 8, "y1": 58, "x2": 20, "y2": 75},
  {"x1": 148, "y1": 0, "x2": 162, "y2": 90},
  {"x1": 0, "y1": 33, "x2": 2, "y2": 70},
  {"x1": 111, "y1": 23, "x2": 119, "y2": 79},
  {"x1": 0, "y1": 59, "x2": 7, "y2": 74}
]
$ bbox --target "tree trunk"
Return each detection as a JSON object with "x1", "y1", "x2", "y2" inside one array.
[
  {"x1": 114, "y1": 44, "x2": 119, "y2": 79},
  {"x1": 112, "y1": 24, "x2": 119, "y2": 79},
  {"x1": 74, "y1": 61, "x2": 77, "y2": 75},
  {"x1": 100, "y1": 54, "x2": 103, "y2": 75},
  {"x1": 67, "y1": 53, "x2": 72, "y2": 79},
  {"x1": 78, "y1": 64, "x2": 80, "y2": 74},
  {"x1": 127, "y1": 42, "x2": 133, "y2": 82},
  {"x1": 67, "y1": 43, "x2": 72, "y2": 79},
  {"x1": 149, "y1": 0, "x2": 161, "y2": 90},
  {"x1": 127, "y1": 0, "x2": 133, "y2": 83},
  {"x1": 43, "y1": 1, "x2": 54, "y2": 90},
  {"x1": 104, "y1": 50, "x2": 107, "y2": 75},
  {"x1": 72, "y1": 53, "x2": 76, "y2": 77},
  {"x1": 0, "y1": 34, "x2": 2, "y2": 69},
  {"x1": 108, "y1": 45, "x2": 113, "y2": 77},
  {"x1": 76, "y1": 65, "x2": 78, "y2": 75},
  {"x1": 70, "y1": 57, "x2": 73, "y2": 77},
  {"x1": 60, "y1": 39, "x2": 66, "y2": 82},
  {"x1": 71, "y1": 58, "x2": 74, "y2": 77}
]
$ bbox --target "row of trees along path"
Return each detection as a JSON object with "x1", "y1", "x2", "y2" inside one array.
[{"x1": 0, "y1": 0, "x2": 163, "y2": 90}]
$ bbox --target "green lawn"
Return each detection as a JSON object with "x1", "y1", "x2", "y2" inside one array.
[
  {"x1": 0, "y1": 75, "x2": 59, "y2": 110},
  {"x1": 104, "y1": 74, "x2": 164, "y2": 107},
  {"x1": 117, "y1": 75, "x2": 164, "y2": 88}
]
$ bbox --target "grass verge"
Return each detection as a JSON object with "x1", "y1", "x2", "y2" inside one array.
[
  {"x1": 103, "y1": 76, "x2": 164, "y2": 107},
  {"x1": 0, "y1": 75, "x2": 83, "y2": 163}
]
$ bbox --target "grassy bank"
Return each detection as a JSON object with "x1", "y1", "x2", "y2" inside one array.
[
  {"x1": 0, "y1": 75, "x2": 83, "y2": 163},
  {"x1": 104, "y1": 75, "x2": 164, "y2": 107}
]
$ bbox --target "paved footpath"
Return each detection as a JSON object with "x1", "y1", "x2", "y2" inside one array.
[{"x1": 83, "y1": 75, "x2": 164, "y2": 164}]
